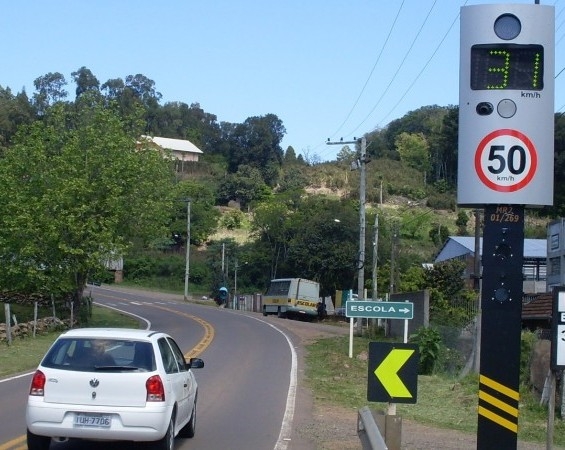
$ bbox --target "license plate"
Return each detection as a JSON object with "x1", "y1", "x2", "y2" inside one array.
[{"x1": 74, "y1": 413, "x2": 112, "y2": 428}]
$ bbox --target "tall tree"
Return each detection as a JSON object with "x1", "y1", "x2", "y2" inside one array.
[
  {"x1": 71, "y1": 66, "x2": 100, "y2": 98},
  {"x1": 170, "y1": 180, "x2": 220, "y2": 246},
  {"x1": 285, "y1": 197, "x2": 359, "y2": 295},
  {"x1": 151, "y1": 101, "x2": 221, "y2": 154},
  {"x1": 284, "y1": 146, "x2": 298, "y2": 165},
  {"x1": 436, "y1": 106, "x2": 459, "y2": 186},
  {"x1": 251, "y1": 198, "x2": 293, "y2": 279},
  {"x1": 0, "y1": 94, "x2": 175, "y2": 310},
  {"x1": 0, "y1": 87, "x2": 35, "y2": 146},
  {"x1": 125, "y1": 74, "x2": 162, "y2": 106},
  {"x1": 124, "y1": 74, "x2": 162, "y2": 132},
  {"x1": 217, "y1": 164, "x2": 271, "y2": 209},
  {"x1": 101, "y1": 77, "x2": 126, "y2": 101},
  {"x1": 395, "y1": 132, "x2": 431, "y2": 181},
  {"x1": 33, "y1": 72, "x2": 68, "y2": 115},
  {"x1": 227, "y1": 114, "x2": 286, "y2": 186}
]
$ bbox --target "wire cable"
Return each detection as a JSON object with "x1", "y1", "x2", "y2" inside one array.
[
  {"x1": 345, "y1": 0, "x2": 439, "y2": 137},
  {"x1": 375, "y1": 2, "x2": 465, "y2": 127},
  {"x1": 329, "y1": 1, "x2": 405, "y2": 140}
]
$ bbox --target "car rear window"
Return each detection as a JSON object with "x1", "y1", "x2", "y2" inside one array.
[{"x1": 41, "y1": 338, "x2": 156, "y2": 372}]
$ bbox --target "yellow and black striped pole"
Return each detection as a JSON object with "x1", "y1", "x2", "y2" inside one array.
[{"x1": 477, "y1": 205, "x2": 524, "y2": 449}]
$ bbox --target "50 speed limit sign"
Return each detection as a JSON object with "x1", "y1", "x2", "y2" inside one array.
[{"x1": 474, "y1": 129, "x2": 537, "y2": 193}]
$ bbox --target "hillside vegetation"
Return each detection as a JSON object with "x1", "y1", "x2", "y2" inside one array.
[{"x1": 0, "y1": 70, "x2": 558, "y2": 315}]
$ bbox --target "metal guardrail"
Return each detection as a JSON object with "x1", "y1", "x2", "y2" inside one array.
[{"x1": 357, "y1": 406, "x2": 388, "y2": 450}]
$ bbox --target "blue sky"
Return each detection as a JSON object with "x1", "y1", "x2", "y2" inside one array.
[{"x1": 2, "y1": 0, "x2": 564, "y2": 161}]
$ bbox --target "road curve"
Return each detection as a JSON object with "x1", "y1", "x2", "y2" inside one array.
[{"x1": 0, "y1": 285, "x2": 310, "y2": 450}]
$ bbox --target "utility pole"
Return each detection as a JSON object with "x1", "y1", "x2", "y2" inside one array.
[
  {"x1": 327, "y1": 136, "x2": 367, "y2": 336},
  {"x1": 233, "y1": 259, "x2": 238, "y2": 310},
  {"x1": 389, "y1": 223, "x2": 397, "y2": 296},
  {"x1": 372, "y1": 214, "x2": 378, "y2": 301},
  {"x1": 184, "y1": 198, "x2": 191, "y2": 301},
  {"x1": 357, "y1": 137, "x2": 367, "y2": 335},
  {"x1": 372, "y1": 214, "x2": 380, "y2": 329}
]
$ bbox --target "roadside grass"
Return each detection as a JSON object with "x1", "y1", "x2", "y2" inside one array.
[
  {"x1": 0, "y1": 306, "x2": 141, "y2": 378},
  {"x1": 305, "y1": 335, "x2": 565, "y2": 447},
  {"x1": 0, "y1": 333, "x2": 59, "y2": 378}
]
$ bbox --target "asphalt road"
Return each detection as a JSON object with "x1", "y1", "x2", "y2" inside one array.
[{"x1": 0, "y1": 286, "x2": 303, "y2": 450}]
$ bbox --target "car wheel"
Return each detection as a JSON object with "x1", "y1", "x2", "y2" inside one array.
[
  {"x1": 153, "y1": 416, "x2": 174, "y2": 450},
  {"x1": 26, "y1": 429, "x2": 51, "y2": 450},
  {"x1": 262, "y1": 306, "x2": 267, "y2": 316},
  {"x1": 179, "y1": 399, "x2": 196, "y2": 438}
]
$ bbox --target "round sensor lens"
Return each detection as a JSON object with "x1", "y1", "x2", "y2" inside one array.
[{"x1": 494, "y1": 14, "x2": 521, "y2": 40}]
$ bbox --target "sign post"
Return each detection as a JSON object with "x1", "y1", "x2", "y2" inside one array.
[{"x1": 458, "y1": 4, "x2": 554, "y2": 449}]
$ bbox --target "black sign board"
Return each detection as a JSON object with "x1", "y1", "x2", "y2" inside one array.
[{"x1": 367, "y1": 342, "x2": 418, "y2": 404}]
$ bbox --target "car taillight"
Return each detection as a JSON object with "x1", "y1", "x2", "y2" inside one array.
[
  {"x1": 29, "y1": 370, "x2": 46, "y2": 396},
  {"x1": 146, "y1": 375, "x2": 165, "y2": 402}
]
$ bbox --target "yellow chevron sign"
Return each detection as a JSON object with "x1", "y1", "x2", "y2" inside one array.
[{"x1": 367, "y1": 343, "x2": 419, "y2": 404}]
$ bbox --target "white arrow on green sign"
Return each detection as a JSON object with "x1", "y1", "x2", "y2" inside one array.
[{"x1": 346, "y1": 300, "x2": 413, "y2": 319}]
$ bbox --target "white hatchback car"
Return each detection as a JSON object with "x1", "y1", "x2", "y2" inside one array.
[{"x1": 26, "y1": 328, "x2": 204, "y2": 450}]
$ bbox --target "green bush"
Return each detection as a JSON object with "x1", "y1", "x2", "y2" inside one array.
[
  {"x1": 219, "y1": 209, "x2": 245, "y2": 230},
  {"x1": 434, "y1": 345, "x2": 465, "y2": 376},
  {"x1": 124, "y1": 256, "x2": 158, "y2": 279},
  {"x1": 410, "y1": 326, "x2": 442, "y2": 375},
  {"x1": 520, "y1": 330, "x2": 538, "y2": 386},
  {"x1": 122, "y1": 253, "x2": 211, "y2": 295}
]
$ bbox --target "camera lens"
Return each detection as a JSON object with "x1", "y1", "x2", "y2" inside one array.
[{"x1": 476, "y1": 102, "x2": 494, "y2": 116}]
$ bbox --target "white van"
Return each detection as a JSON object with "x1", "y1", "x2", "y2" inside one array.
[{"x1": 262, "y1": 278, "x2": 320, "y2": 319}]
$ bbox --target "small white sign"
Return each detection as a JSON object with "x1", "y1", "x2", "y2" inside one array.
[
  {"x1": 557, "y1": 326, "x2": 565, "y2": 367},
  {"x1": 552, "y1": 290, "x2": 565, "y2": 370}
]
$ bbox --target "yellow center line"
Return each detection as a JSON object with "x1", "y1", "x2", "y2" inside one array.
[
  {"x1": 148, "y1": 303, "x2": 214, "y2": 358},
  {"x1": 93, "y1": 292, "x2": 214, "y2": 357},
  {"x1": 0, "y1": 435, "x2": 26, "y2": 450}
]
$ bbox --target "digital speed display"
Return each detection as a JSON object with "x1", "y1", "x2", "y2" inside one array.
[{"x1": 470, "y1": 44, "x2": 544, "y2": 90}]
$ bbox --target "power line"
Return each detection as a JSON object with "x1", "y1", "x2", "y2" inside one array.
[
  {"x1": 328, "y1": 1, "x2": 405, "y2": 141},
  {"x1": 375, "y1": 2, "x2": 464, "y2": 127},
  {"x1": 345, "y1": 0, "x2": 439, "y2": 138},
  {"x1": 318, "y1": 1, "x2": 472, "y2": 160},
  {"x1": 319, "y1": 1, "x2": 564, "y2": 162}
]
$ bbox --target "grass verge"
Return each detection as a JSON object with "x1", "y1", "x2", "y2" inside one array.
[
  {"x1": 304, "y1": 335, "x2": 565, "y2": 447},
  {"x1": 0, "y1": 306, "x2": 141, "y2": 378}
]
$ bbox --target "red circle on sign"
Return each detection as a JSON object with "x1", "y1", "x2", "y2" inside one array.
[{"x1": 474, "y1": 128, "x2": 538, "y2": 192}]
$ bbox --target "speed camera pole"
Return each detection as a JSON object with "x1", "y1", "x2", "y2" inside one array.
[{"x1": 459, "y1": 4, "x2": 554, "y2": 449}]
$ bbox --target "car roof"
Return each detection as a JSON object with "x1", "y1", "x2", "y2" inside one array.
[{"x1": 58, "y1": 328, "x2": 165, "y2": 340}]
